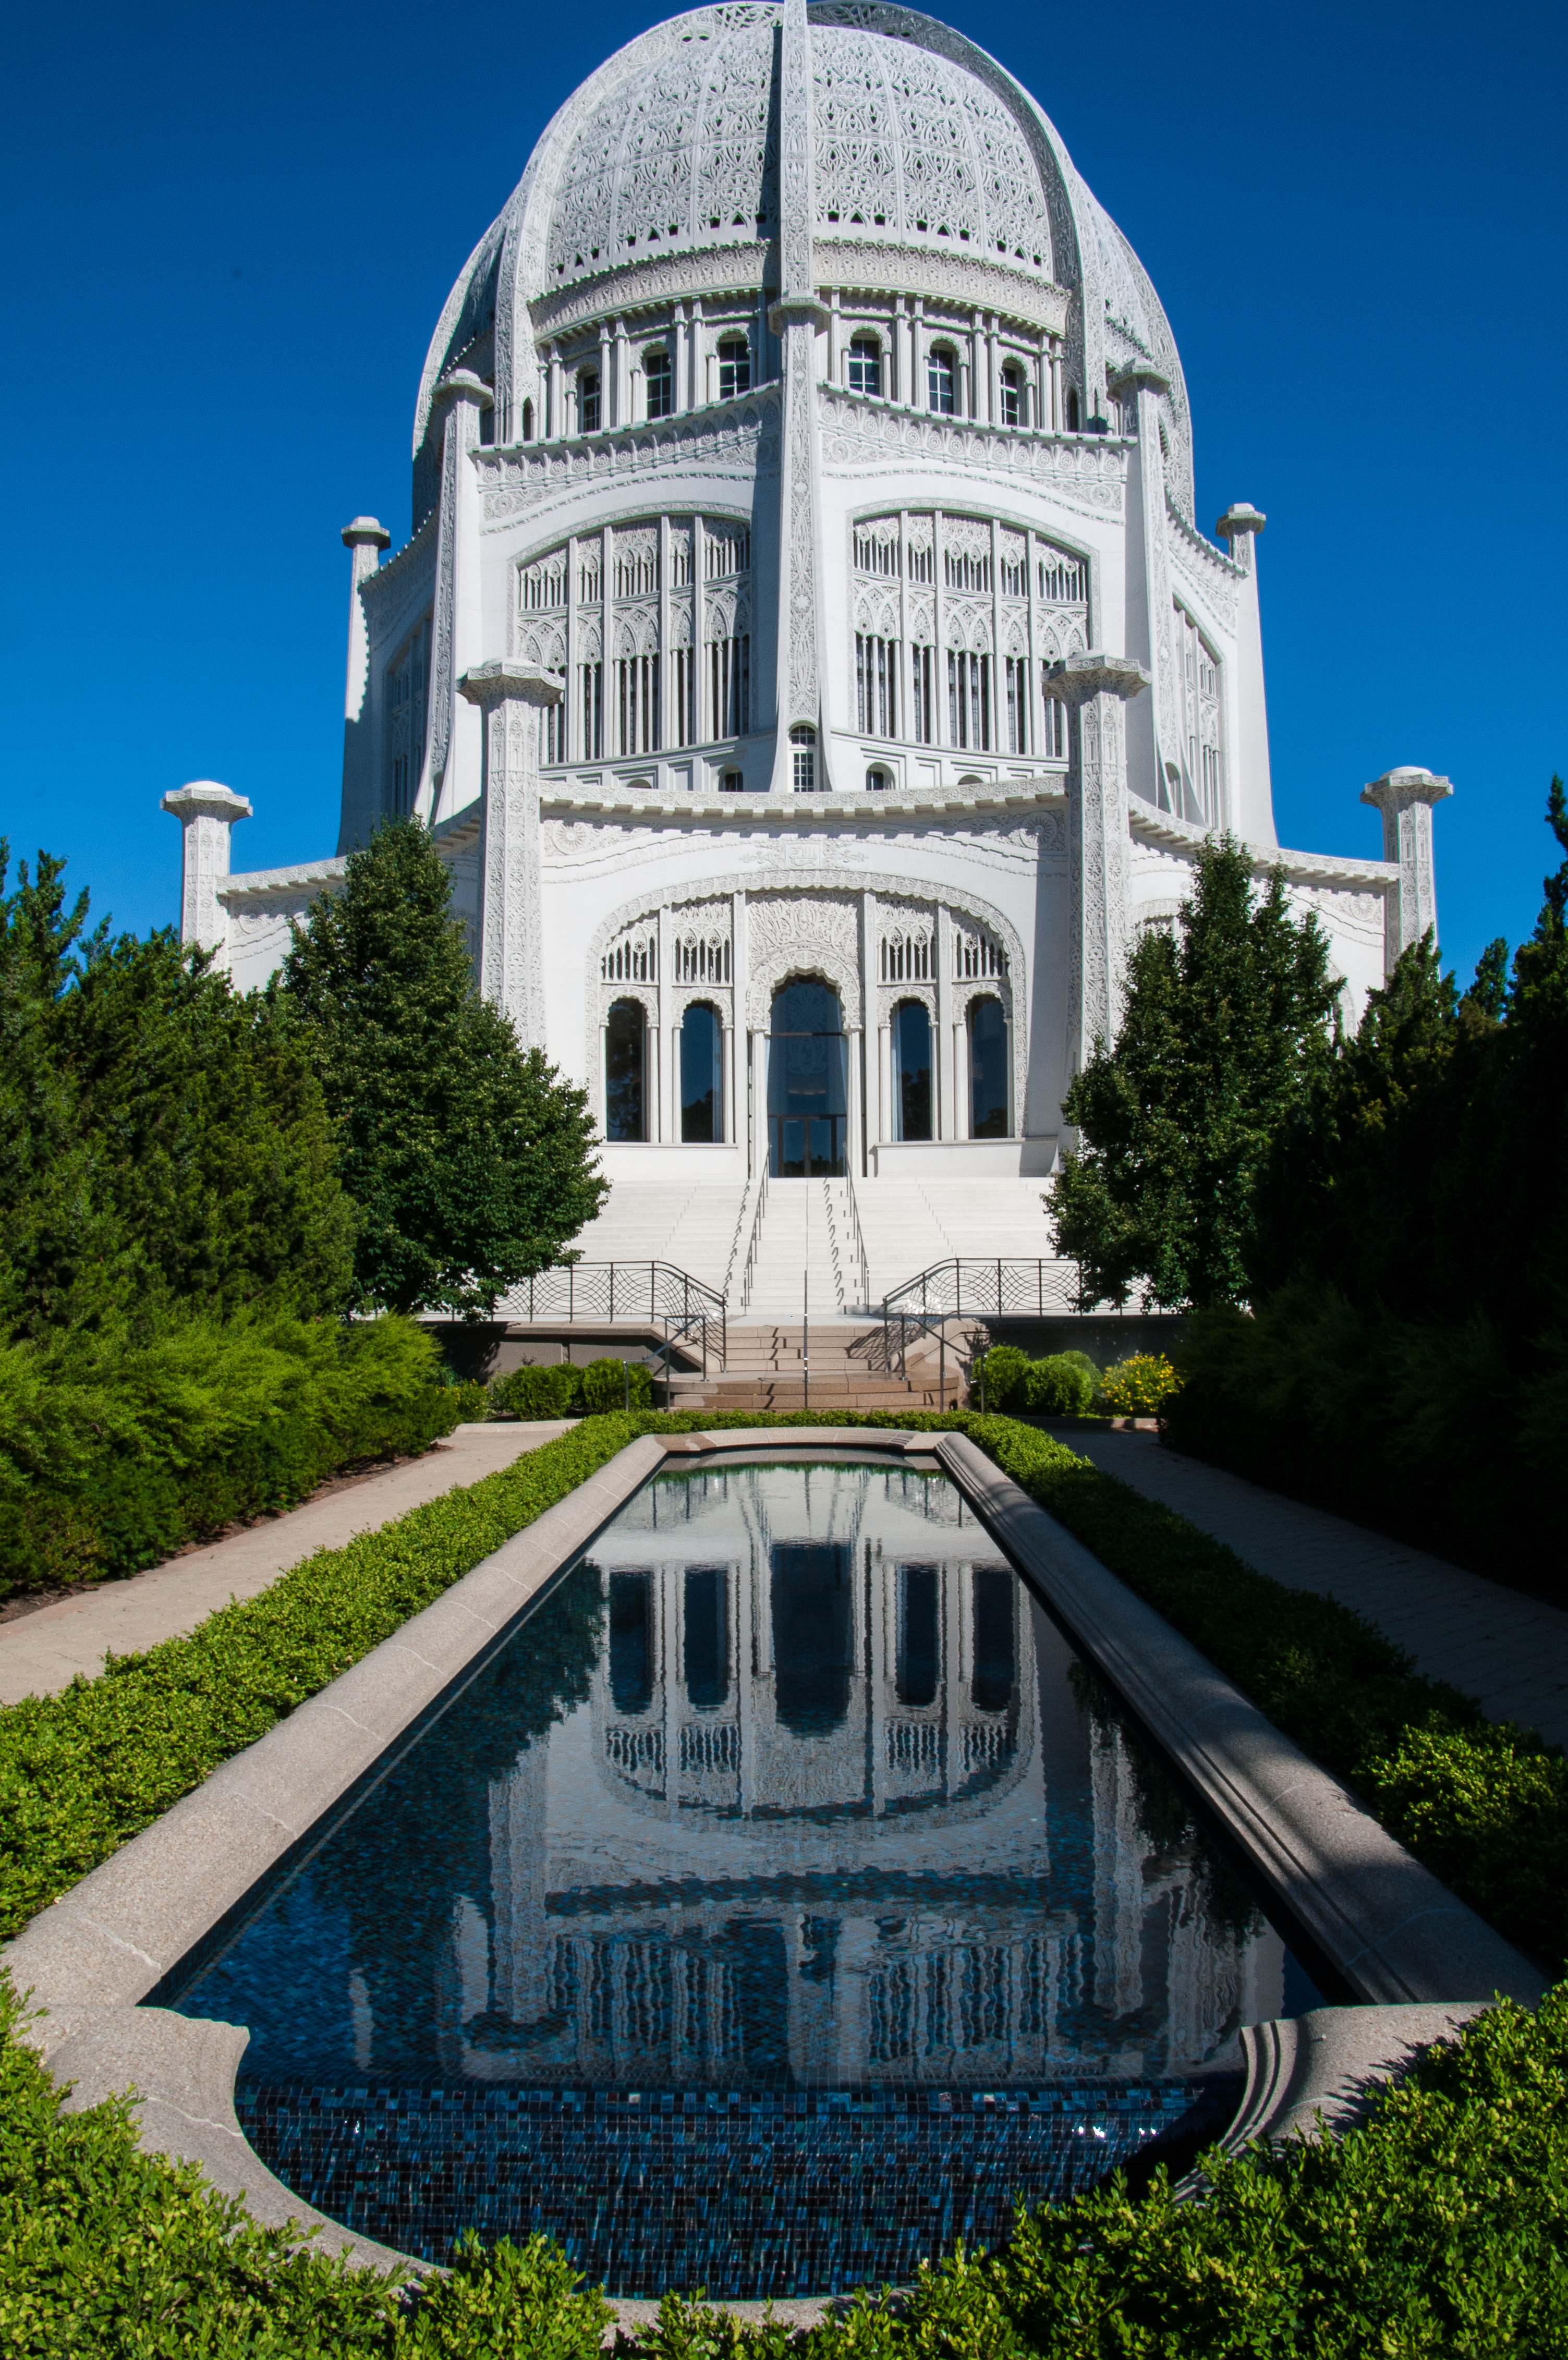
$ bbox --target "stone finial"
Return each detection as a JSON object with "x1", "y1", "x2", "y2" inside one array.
[
  {"x1": 1217, "y1": 503, "x2": 1267, "y2": 542},
  {"x1": 1109, "y1": 362, "x2": 1170, "y2": 398},
  {"x1": 1044, "y1": 651, "x2": 1151, "y2": 704},
  {"x1": 162, "y1": 782, "x2": 251, "y2": 956},
  {"x1": 458, "y1": 661, "x2": 564, "y2": 708},
  {"x1": 341, "y1": 516, "x2": 390, "y2": 550},
  {"x1": 1360, "y1": 768, "x2": 1453, "y2": 972}
]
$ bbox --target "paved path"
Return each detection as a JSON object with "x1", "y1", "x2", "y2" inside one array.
[
  {"x1": 0, "y1": 1421, "x2": 576, "y2": 1707},
  {"x1": 1071, "y1": 1430, "x2": 1568, "y2": 1751}
]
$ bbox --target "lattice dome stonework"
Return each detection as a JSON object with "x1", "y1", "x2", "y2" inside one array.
[{"x1": 169, "y1": 0, "x2": 1448, "y2": 1228}]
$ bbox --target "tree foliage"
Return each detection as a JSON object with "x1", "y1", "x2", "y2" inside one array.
[
  {"x1": 1049, "y1": 837, "x2": 1340, "y2": 1309},
  {"x1": 281, "y1": 821, "x2": 608, "y2": 1317},
  {"x1": 0, "y1": 845, "x2": 354, "y2": 1346}
]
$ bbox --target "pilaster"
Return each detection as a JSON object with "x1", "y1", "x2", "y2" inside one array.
[
  {"x1": 162, "y1": 782, "x2": 251, "y2": 960},
  {"x1": 768, "y1": 0, "x2": 831, "y2": 789},
  {"x1": 1360, "y1": 767, "x2": 1453, "y2": 974},
  {"x1": 422, "y1": 371, "x2": 492, "y2": 825},
  {"x1": 1048, "y1": 652, "x2": 1151, "y2": 1095},
  {"x1": 457, "y1": 661, "x2": 563, "y2": 1049},
  {"x1": 1216, "y1": 504, "x2": 1274, "y2": 846},
  {"x1": 1111, "y1": 365, "x2": 1174, "y2": 814},
  {"x1": 338, "y1": 516, "x2": 389, "y2": 853}
]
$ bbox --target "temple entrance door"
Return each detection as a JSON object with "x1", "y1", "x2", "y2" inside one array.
[{"x1": 767, "y1": 979, "x2": 847, "y2": 1177}]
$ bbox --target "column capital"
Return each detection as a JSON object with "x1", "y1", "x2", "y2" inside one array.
[
  {"x1": 432, "y1": 369, "x2": 494, "y2": 412},
  {"x1": 162, "y1": 780, "x2": 252, "y2": 825},
  {"x1": 459, "y1": 660, "x2": 564, "y2": 709},
  {"x1": 1360, "y1": 765, "x2": 1453, "y2": 815},
  {"x1": 1046, "y1": 651, "x2": 1151, "y2": 705},
  {"x1": 341, "y1": 515, "x2": 390, "y2": 551},
  {"x1": 1109, "y1": 362, "x2": 1170, "y2": 398},
  {"x1": 1216, "y1": 502, "x2": 1267, "y2": 544},
  {"x1": 768, "y1": 295, "x2": 832, "y2": 333}
]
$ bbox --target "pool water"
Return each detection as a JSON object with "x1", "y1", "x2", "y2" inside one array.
[{"x1": 169, "y1": 1458, "x2": 1315, "y2": 2295}]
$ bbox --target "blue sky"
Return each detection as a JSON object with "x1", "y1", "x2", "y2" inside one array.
[{"x1": 4, "y1": 0, "x2": 1563, "y2": 989}]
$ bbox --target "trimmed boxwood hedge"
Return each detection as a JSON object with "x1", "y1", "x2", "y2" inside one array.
[{"x1": 5, "y1": 1968, "x2": 1567, "y2": 2354}]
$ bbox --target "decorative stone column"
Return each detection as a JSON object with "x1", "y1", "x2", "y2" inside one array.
[
  {"x1": 1111, "y1": 366, "x2": 1174, "y2": 809},
  {"x1": 338, "y1": 517, "x2": 390, "y2": 852},
  {"x1": 457, "y1": 661, "x2": 563, "y2": 1049},
  {"x1": 425, "y1": 371, "x2": 493, "y2": 823},
  {"x1": 768, "y1": 0, "x2": 832, "y2": 791},
  {"x1": 162, "y1": 782, "x2": 251, "y2": 958},
  {"x1": 1361, "y1": 767, "x2": 1453, "y2": 974},
  {"x1": 1215, "y1": 504, "x2": 1274, "y2": 845},
  {"x1": 1047, "y1": 652, "x2": 1152, "y2": 1089}
]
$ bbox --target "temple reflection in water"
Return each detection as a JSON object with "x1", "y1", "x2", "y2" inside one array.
[{"x1": 459, "y1": 1462, "x2": 1283, "y2": 2087}]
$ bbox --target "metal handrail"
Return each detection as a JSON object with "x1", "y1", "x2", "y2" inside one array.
[
  {"x1": 840, "y1": 1172, "x2": 871, "y2": 1309},
  {"x1": 515, "y1": 1259, "x2": 727, "y2": 1376},
  {"x1": 737, "y1": 1169, "x2": 769, "y2": 1313},
  {"x1": 881, "y1": 1257, "x2": 1078, "y2": 1400}
]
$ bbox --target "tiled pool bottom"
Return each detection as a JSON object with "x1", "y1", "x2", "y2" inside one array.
[{"x1": 238, "y1": 2077, "x2": 1242, "y2": 2297}]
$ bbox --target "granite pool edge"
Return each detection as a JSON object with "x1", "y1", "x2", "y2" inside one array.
[{"x1": 4, "y1": 1425, "x2": 1537, "y2": 2317}]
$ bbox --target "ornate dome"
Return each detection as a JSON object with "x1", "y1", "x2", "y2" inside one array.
[{"x1": 542, "y1": 5, "x2": 1056, "y2": 289}]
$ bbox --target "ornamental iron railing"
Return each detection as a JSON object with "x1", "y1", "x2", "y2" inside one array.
[
  {"x1": 512, "y1": 1260, "x2": 726, "y2": 1376},
  {"x1": 881, "y1": 1257, "x2": 1077, "y2": 1389}
]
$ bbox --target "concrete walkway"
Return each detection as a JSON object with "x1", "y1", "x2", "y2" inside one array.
[
  {"x1": 1071, "y1": 1430, "x2": 1568, "y2": 1751},
  {"x1": 0, "y1": 1421, "x2": 576, "y2": 1707}
]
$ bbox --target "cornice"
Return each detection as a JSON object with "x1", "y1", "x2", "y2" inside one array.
[
  {"x1": 1128, "y1": 802, "x2": 1396, "y2": 892},
  {"x1": 1164, "y1": 492, "x2": 1245, "y2": 585},
  {"x1": 540, "y1": 782, "x2": 1065, "y2": 823},
  {"x1": 530, "y1": 240, "x2": 772, "y2": 338},
  {"x1": 360, "y1": 512, "x2": 437, "y2": 608},
  {"x1": 817, "y1": 390, "x2": 1129, "y2": 514},
  {"x1": 819, "y1": 239, "x2": 1068, "y2": 334},
  {"x1": 472, "y1": 388, "x2": 780, "y2": 524},
  {"x1": 216, "y1": 856, "x2": 348, "y2": 903}
]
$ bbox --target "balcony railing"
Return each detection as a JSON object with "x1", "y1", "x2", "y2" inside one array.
[{"x1": 511, "y1": 1260, "x2": 726, "y2": 1375}]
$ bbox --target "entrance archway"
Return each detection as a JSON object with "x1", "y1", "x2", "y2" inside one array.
[{"x1": 767, "y1": 978, "x2": 847, "y2": 1176}]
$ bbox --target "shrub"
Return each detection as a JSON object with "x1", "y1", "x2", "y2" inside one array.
[
  {"x1": 580, "y1": 1356, "x2": 654, "y2": 1413},
  {"x1": 491, "y1": 1363, "x2": 583, "y2": 1419},
  {"x1": 443, "y1": 1379, "x2": 492, "y2": 1422},
  {"x1": 0, "y1": 1313, "x2": 461, "y2": 1598},
  {"x1": 1097, "y1": 1352, "x2": 1183, "y2": 1417},
  {"x1": 1023, "y1": 1353, "x2": 1097, "y2": 1416},
  {"x1": 977, "y1": 1344, "x2": 1031, "y2": 1408}
]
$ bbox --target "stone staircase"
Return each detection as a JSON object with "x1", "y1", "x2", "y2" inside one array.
[
  {"x1": 666, "y1": 1319, "x2": 971, "y2": 1415},
  {"x1": 740, "y1": 1178, "x2": 865, "y2": 1317}
]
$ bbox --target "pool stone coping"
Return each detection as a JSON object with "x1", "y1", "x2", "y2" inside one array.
[{"x1": 3, "y1": 1424, "x2": 1542, "y2": 2313}]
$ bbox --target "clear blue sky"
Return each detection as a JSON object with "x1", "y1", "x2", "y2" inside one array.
[{"x1": 4, "y1": 0, "x2": 1563, "y2": 989}]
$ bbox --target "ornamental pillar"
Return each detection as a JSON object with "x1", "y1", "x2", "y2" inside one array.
[
  {"x1": 457, "y1": 661, "x2": 563, "y2": 1049},
  {"x1": 162, "y1": 781, "x2": 251, "y2": 958},
  {"x1": 1047, "y1": 652, "x2": 1152, "y2": 1092},
  {"x1": 1110, "y1": 364, "x2": 1173, "y2": 814},
  {"x1": 768, "y1": 0, "x2": 832, "y2": 790},
  {"x1": 1360, "y1": 767, "x2": 1453, "y2": 975},
  {"x1": 339, "y1": 515, "x2": 390, "y2": 851},
  {"x1": 424, "y1": 370, "x2": 492, "y2": 824},
  {"x1": 1216, "y1": 503, "x2": 1274, "y2": 846}
]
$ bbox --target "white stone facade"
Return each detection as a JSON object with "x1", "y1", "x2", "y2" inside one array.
[{"x1": 173, "y1": 1, "x2": 1448, "y2": 1203}]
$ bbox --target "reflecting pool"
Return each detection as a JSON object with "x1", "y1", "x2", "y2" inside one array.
[{"x1": 170, "y1": 1459, "x2": 1315, "y2": 2295}]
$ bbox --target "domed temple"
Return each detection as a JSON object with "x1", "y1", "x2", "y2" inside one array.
[{"x1": 164, "y1": 0, "x2": 1450, "y2": 1316}]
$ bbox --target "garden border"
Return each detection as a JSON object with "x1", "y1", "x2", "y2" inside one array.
[{"x1": 4, "y1": 1424, "x2": 1541, "y2": 2315}]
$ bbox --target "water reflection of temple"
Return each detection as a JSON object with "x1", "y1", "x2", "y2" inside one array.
[{"x1": 448, "y1": 1465, "x2": 1282, "y2": 2085}]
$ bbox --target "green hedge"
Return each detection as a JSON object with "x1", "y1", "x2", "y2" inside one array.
[
  {"x1": 0, "y1": 1314, "x2": 464, "y2": 1598},
  {"x1": 5, "y1": 1965, "x2": 1566, "y2": 2355}
]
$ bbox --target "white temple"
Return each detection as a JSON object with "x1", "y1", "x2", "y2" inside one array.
[{"x1": 164, "y1": 1, "x2": 1450, "y2": 1311}]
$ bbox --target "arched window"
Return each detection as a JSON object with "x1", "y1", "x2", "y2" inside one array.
[
  {"x1": 644, "y1": 348, "x2": 673, "y2": 419},
  {"x1": 521, "y1": 397, "x2": 534, "y2": 442},
  {"x1": 999, "y1": 363, "x2": 1023, "y2": 428},
  {"x1": 718, "y1": 337, "x2": 751, "y2": 399},
  {"x1": 605, "y1": 998, "x2": 646, "y2": 1140},
  {"x1": 865, "y1": 765, "x2": 890, "y2": 792},
  {"x1": 789, "y1": 723, "x2": 817, "y2": 792},
  {"x1": 684, "y1": 1567, "x2": 729, "y2": 1710},
  {"x1": 892, "y1": 999, "x2": 933, "y2": 1141},
  {"x1": 578, "y1": 368, "x2": 601, "y2": 433},
  {"x1": 847, "y1": 335, "x2": 882, "y2": 397},
  {"x1": 968, "y1": 996, "x2": 1008, "y2": 1138},
  {"x1": 1065, "y1": 385, "x2": 1080, "y2": 433},
  {"x1": 680, "y1": 1002, "x2": 723, "y2": 1142},
  {"x1": 609, "y1": 1571, "x2": 653, "y2": 1714},
  {"x1": 927, "y1": 346, "x2": 956, "y2": 416},
  {"x1": 895, "y1": 1563, "x2": 939, "y2": 1707},
  {"x1": 768, "y1": 978, "x2": 846, "y2": 1177}
]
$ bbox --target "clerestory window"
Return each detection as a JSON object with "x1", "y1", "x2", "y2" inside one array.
[
  {"x1": 644, "y1": 350, "x2": 673, "y2": 419},
  {"x1": 578, "y1": 369, "x2": 601, "y2": 433},
  {"x1": 718, "y1": 338, "x2": 751, "y2": 400},
  {"x1": 927, "y1": 347, "x2": 956, "y2": 416},
  {"x1": 848, "y1": 336, "x2": 882, "y2": 397}
]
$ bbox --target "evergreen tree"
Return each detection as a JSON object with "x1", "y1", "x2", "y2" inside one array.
[
  {"x1": 0, "y1": 846, "x2": 354, "y2": 1345},
  {"x1": 281, "y1": 820, "x2": 607, "y2": 1317},
  {"x1": 1050, "y1": 836, "x2": 1340, "y2": 1309}
]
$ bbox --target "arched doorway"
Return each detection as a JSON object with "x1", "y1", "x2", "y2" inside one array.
[
  {"x1": 768, "y1": 978, "x2": 847, "y2": 1176},
  {"x1": 891, "y1": 999, "x2": 932, "y2": 1141},
  {"x1": 680, "y1": 1002, "x2": 723, "y2": 1142},
  {"x1": 605, "y1": 999, "x2": 647, "y2": 1140},
  {"x1": 968, "y1": 995, "x2": 1009, "y2": 1138}
]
